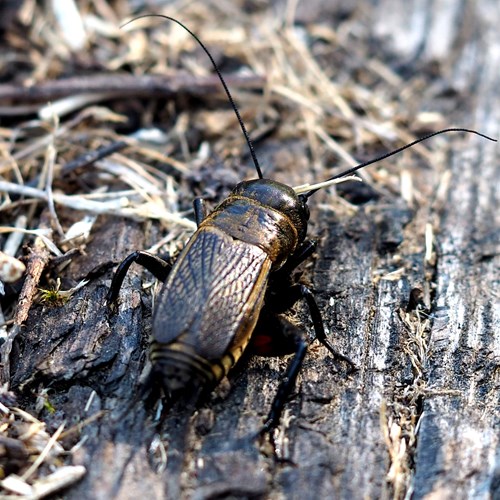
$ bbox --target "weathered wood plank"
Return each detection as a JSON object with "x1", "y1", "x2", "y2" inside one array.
[
  {"x1": 3, "y1": 1, "x2": 498, "y2": 499},
  {"x1": 370, "y1": 2, "x2": 499, "y2": 499}
]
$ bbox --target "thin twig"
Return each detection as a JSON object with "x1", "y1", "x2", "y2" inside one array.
[{"x1": 0, "y1": 74, "x2": 264, "y2": 103}]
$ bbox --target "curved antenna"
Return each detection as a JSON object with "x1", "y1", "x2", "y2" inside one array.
[
  {"x1": 301, "y1": 128, "x2": 497, "y2": 199},
  {"x1": 122, "y1": 14, "x2": 264, "y2": 179}
]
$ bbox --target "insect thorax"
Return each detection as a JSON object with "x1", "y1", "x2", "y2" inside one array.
[{"x1": 203, "y1": 179, "x2": 309, "y2": 270}]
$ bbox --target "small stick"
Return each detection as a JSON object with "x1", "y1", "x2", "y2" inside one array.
[{"x1": 0, "y1": 74, "x2": 264, "y2": 103}]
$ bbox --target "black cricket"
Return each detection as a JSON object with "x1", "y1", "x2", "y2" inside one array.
[{"x1": 106, "y1": 15, "x2": 496, "y2": 433}]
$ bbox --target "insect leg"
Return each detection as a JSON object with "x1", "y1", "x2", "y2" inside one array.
[
  {"x1": 297, "y1": 284, "x2": 355, "y2": 370},
  {"x1": 106, "y1": 251, "x2": 172, "y2": 306},
  {"x1": 263, "y1": 239, "x2": 317, "y2": 312},
  {"x1": 274, "y1": 240, "x2": 317, "y2": 277},
  {"x1": 261, "y1": 328, "x2": 307, "y2": 433},
  {"x1": 258, "y1": 282, "x2": 354, "y2": 433},
  {"x1": 267, "y1": 256, "x2": 355, "y2": 368},
  {"x1": 193, "y1": 197, "x2": 207, "y2": 226}
]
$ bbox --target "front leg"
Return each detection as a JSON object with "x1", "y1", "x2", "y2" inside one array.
[
  {"x1": 193, "y1": 197, "x2": 208, "y2": 226},
  {"x1": 274, "y1": 239, "x2": 317, "y2": 278}
]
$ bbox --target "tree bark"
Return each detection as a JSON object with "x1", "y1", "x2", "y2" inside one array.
[{"x1": 4, "y1": 1, "x2": 498, "y2": 499}]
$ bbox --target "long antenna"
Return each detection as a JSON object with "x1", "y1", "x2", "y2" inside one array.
[
  {"x1": 302, "y1": 128, "x2": 497, "y2": 199},
  {"x1": 122, "y1": 15, "x2": 264, "y2": 179}
]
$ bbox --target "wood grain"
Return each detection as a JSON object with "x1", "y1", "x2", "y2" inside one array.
[{"x1": 6, "y1": 1, "x2": 498, "y2": 499}]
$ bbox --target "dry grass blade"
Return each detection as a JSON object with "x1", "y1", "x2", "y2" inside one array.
[{"x1": 0, "y1": 405, "x2": 86, "y2": 498}]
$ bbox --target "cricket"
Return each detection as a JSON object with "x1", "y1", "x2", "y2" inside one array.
[{"x1": 106, "y1": 15, "x2": 496, "y2": 433}]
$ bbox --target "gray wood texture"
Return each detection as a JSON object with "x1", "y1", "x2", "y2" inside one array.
[{"x1": 4, "y1": 1, "x2": 498, "y2": 498}]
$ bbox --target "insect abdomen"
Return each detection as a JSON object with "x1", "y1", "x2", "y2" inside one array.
[
  {"x1": 150, "y1": 340, "x2": 217, "y2": 392},
  {"x1": 150, "y1": 334, "x2": 251, "y2": 395}
]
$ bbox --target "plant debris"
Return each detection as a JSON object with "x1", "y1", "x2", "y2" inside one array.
[
  {"x1": 0, "y1": 0, "x2": 465, "y2": 495},
  {"x1": 0, "y1": 403, "x2": 86, "y2": 498}
]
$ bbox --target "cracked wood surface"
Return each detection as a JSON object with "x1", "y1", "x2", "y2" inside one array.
[{"x1": 6, "y1": 1, "x2": 499, "y2": 499}]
